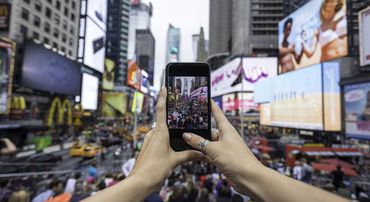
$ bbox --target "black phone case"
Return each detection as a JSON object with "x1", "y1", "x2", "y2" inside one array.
[{"x1": 165, "y1": 63, "x2": 212, "y2": 152}]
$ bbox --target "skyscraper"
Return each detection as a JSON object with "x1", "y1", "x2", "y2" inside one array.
[
  {"x1": 128, "y1": 0, "x2": 152, "y2": 60},
  {"x1": 165, "y1": 24, "x2": 181, "y2": 63},
  {"x1": 192, "y1": 27, "x2": 208, "y2": 63},
  {"x1": 106, "y1": 0, "x2": 131, "y2": 85},
  {"x1": 3, "y1": 0, "x2": 81, "y2": 59},
  {"x1": 136, "y1": 29, "x2": 155, "y2": 84}
]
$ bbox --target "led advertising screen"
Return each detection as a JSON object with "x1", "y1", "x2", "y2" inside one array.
[
  {"x1": 84, "y1": 18, "x2": 105, "y2": 73},
  {"x1": 0, "y1": 37, "x2": 15, "y2": 114},
  {"x1": 102, "y1": 58, "x2": 115, "y2": 90},
  {"x1": 211, "y1": 57, "x2": 277, "y2": 98},
  {"x1": 102, "y1": 92, "x2": 128, "y2": 118},
  {"x1": 344, "y1": 82, "x2": 370, "y2": 139},
  {"x1": 222, "y1": 93, "x2": 258, "y2": 114},
  {"x1": 22, "y1": 41, "x2": 81, "y2": 96},
  {"x1": 127, "y1": 61, "x2": 141, "y2": 90},
  {"x1": 278, "y1": 0, "x2": 348, "y2": 74},
  {"x1": 257, "y1": 63, "x2": 341, "y2": 131},
  {"x1": 131, "y1": 91, "x2": 144, "y2": 113},
  {"x1": 87, "y1": 0, "x2": 107, "y2": 31},
  {"x1": 81, "y1": 73, "x2": 99, "y2": 111},
  {"x1": 359, "y1": 7, "x2": 370, "y2": 66}
]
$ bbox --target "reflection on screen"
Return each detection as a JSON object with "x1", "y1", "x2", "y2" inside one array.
[{"x1": 168, "y1": 76, "x2": 208, "y2": 130}]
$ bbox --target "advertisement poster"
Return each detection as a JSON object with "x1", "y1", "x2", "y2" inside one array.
[
  {"x1": 211, "y1": 57, "x2": 277, "y2": 97},
  {"x1": 83, "y1": 18, "x2": 105, "y2": 73},
  {"x1": 86, "y1": 0, "x2": 107, "y2": 31},
  {"x1": 102, "y1": 92, "x2": 128, "y2": 118},
  {"x1": 344, "y1": 82, "x2": 370, "y2": 139},
  {"x1": 0, "y1": 38, "x2": 15, "y2": 114},
  {"x1": 359, "y1": 7, "x2": 370, "y2": 66},
  {"x1": 0, "y1": 3, "x2": 11, "y2": 31},
  {"x1": 127, "y1": 61, "x2": 141, "y2": 90},
  {"x1": 102, "y1": 59, "x2": 115, "y2": 90},
  {"x1": 131, "y1": 91, "x2": 144, "y2": 113},
  {"x1": 81, "y1": 73, "x2": 99, "y2": 111},
  {"x1": 278, "y1": 0, "x2": 348, "y2": 73},
  {"x1": 257, "y1": 63, "x2": 341, "y2": 131},
  {"x1": 221, "y1": 93, "x2": 258, "y2": 114}
]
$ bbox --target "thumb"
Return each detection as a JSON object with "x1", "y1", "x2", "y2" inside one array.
[
  {"x1": 175, "y1": 150, "x2": 204, "y2": 165},
  {"x1": 182, "y1": 133, "x2": 216, "y2": 155}
]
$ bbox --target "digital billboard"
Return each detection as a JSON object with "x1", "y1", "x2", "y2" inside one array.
[
  {"x1": 222, "y1": 93, "x2": 258, "y2": 114},
  {"x1": 278, "y1": 0, "x2": 348, "y2": 74},
  {"x1": 131, "y1": 91, "x2": 144, "y2": 113},
  {"x1": 81, "y1": 73, "x2": 99, "y2": 111},
  {"x1": 0, "y1": 37, "x2": 15, "y2": 114},
  {"x1": 211, "y1": 57, "x2": 278, "y2": 97},
  {"x1": 22, "y1": 41, "x2": 81, "y2": 96},
  {"x1": 102, "y1": 58, "x2": 115, "y2": 90},
  {"x1": 127, "y1": 61, "x2": 141, "y2": 90},
  {"x1": 83, "y1": 18, "x2": 105, "y2": 73},
  {"x1": 359, "y1": 7, "x2": 370, "y2": 66},
  {"x1": 344, "y1": 82, "x2": 370, "y2": 139},
  {"x1": 86, "y1": 0, "x2": 107, "y2": 31},
  {"x1": 257, "y1": 63, "x2": 341, "y2": 131},
  {"x1": 102, "y1": 92, "x2": 128, "y2": 118}
]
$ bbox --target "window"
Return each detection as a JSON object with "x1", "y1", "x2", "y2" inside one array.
[
  {"x1": 53, "y1": 28, "x2": 59, "y2": 38},
  {"x1": 71, "y1": 1, "x2": 76, "y2": 9},
  {"x1": 35, "y1": 0, "x2": 42, "y2": 11},
  {"x1": 33, "y1": 32, "x2": 40, "y2": 39},
  {"x1": 61, "y1": 46, "x2": 66, "y2": 52},
  {"x1": 52, "y1": 42, "x2": 58, "y2": 49},
  {"x1": 20, "y1": 25, "x2": 28, "y2": 36},
  {"x1": 62, "y1": 19, "x2": 68, "y2": 30},
  {"x1": 23, "y1": 0, "x2": 30, "y2": 3},
  {"x1": 54, "y1": 13, "x2": 60, "y2": 25},
  {"x1": 33, "y1": 16, "x2": 41, "y2": 27},
  {"x1": 44, "y1": 22, "x2": 50, "y2": 33},
  {"x1": 45, "y1": 7, "x2": 52, "y2": 18},
  {"x1": 69, "y1": 25, "x2": 74, "y2": 35},
  {"x1": 64, "y1": 7, "x2": 68, "y2": 16},
  {"x1": 70, "y1": 13, "x2": 75, "y2": 21},
  {"x1": 21, "y1": 8, "x2": 29, "y2": 21},
  {"x1": 68, "y1": 50, "x2": 73, "y2": 56},
  {"x1": 62, "y1": 33, "x2": 66, "y2": 43},
  {"x1": 69, "y1": 37, "x2": 73, "y2": 46},
  {"x1": 44, "y1": 37, "x2": 49, "y2": 44},
  {"x1": 56, "y1": 1, "x2": 60, "y2": 10},
  {"x1": 46, "y1": 0, "x2": 52, "y2": 3}
]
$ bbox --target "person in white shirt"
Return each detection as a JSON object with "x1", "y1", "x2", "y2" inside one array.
[
  {"x1": 32, "y1": 180, "x2": 63, "y2": 202},
  {"x1": 64, "y1": 172, "x2": 81, "y2": 193},
  {"x1": 293, "y1": 161, "x2": 303, "y2": 181},
  {"x1": 121, "y1": 151, "x2": 139, "y2": 177}
]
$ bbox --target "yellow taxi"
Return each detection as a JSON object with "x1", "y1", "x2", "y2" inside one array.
[
  {"x1": 81, "y1": 144, "x2": 101, "y2": 158},
  {"x1": 69, "y1": 142, "x2": 84, "y2": 157}
]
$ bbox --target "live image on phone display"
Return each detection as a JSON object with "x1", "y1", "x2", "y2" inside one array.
[{"x1": 167, "y1": 76, "x2": 209, "y2": 130}]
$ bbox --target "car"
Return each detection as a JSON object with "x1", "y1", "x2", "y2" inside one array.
[
  {"x1": 81, "y1": 144, "x2": 101, "y2": 158},
  {"x1": 69, "y1": 143, "x2": 84, "y2": 157}
]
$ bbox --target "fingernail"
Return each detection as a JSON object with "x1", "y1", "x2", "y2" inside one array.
[{"x1": 183, "y1": 133, "x2": 191, "y2": 141}]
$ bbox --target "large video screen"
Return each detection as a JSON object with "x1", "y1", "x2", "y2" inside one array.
[
  {"x1": 102, "y1": 92, "x2": 128, "y2": 118},
  {"x1": 211, "y1": 57, "x2": 277, "y2": 97},
  {"x1": 0, "y1": 38, "x2": 15, "y2": 114},
  {"x1": 22, "y1": 41, "x2": 81, "y2": 96},
  {"x1": 278, "y1": 0, "x2": 348, "y2": 74},
  {"x1": 359, "y1": 7, "x2": 370, "y2": 66},
  {"x1": 81, "y1": 73, "x2": 99, "y2": 111},
  {"x1": 222, "y1": 93, "x2": 258, "y2": 115},
  {"x1": 257, "y1": 63, "x2": 341, "y2": 131},
  {"x1": 344, "y1": 82, "x2": 370, "y2": 139},
  {"x1": 87, "y1": 0, "x2": 107, "y2": 31},
  {"x1": 84, "y1": 18, "x2": 105, "y2": 73}
]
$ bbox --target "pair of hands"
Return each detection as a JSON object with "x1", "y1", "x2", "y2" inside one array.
[{"x1": 129, "y1": 87, "x2": 262, "y2": 194}]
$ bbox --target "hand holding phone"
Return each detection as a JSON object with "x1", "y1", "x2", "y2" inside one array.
[{"x1": 166, "y1": 63, "x2": 211, "y2": 151}]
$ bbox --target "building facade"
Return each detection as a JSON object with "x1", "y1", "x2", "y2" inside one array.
[
  {"x1": 2, "y1": 0, "x2": 80, "y2": 59},
  {"x1": 193, "y1": 27, "x2": 208, "y2": 63},
  {"x1": 127, "y1": 0, "x2": 152, "y2": 60},
  {"x1": 165, "y1": 24, "x2": 181, "y2": 63},
  {"x1": 135, "y1": 29, "x2": 155, "y2": 84},
  {"x1": 106, "y1": 0, "x2": 130, "y2": 85}
]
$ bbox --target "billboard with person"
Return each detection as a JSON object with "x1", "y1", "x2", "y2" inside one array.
[
  {"x1": 0, "y1": 37, "x2": 15, "y2": 114},
  {"x1": 344, "y1": 82, "x2": 370, "y2": 139},
  {"x1": 359, "y1": 6, "x2": 370, "y2": 66},
  {"x1": 278, "y1": 0, "x2": 348, "y2": 74}
]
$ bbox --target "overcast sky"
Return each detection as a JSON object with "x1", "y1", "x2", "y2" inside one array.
[{"x1": 142, "y1": 0, "x2": 210, "y2": 90}]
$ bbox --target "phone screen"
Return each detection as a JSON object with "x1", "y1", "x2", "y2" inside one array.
[{"x1": 167, "y1": 76, "x2": 209, "y2": 130}]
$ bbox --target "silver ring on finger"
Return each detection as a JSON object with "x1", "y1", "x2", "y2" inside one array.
[{"x1": 198, "y1": 139, "x2": 209, "y2": 154}]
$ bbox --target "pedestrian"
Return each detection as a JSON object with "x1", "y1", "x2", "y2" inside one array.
[
  {"x1": 122, "y1": 151, "x2": 139, "y2": 177},
  {"x1": 0, "y1": 179, "x2": 12, "y2": 202},
  {"x1": 32, "y1": 180, "x2": 66, "y2": 202},
  {"x1": 64, "y1": 172, "x2": 82, "y2": 193},
  {"x1": 70, "y1": 182, "x2": 89, "y2": 202},
  {"x1": 293, "y1": 161, "x2": 303, "y2": 181},
  {"x1": 332, "y1": 165, "x2": 344, "y2": 191},
  {"x1": 87, "y1": 162, "x2": 98, "y2": 182}
]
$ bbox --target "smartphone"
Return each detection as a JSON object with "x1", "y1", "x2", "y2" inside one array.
[{"x1": 166, "y1": 63, "x2": 211, "y2": 151}]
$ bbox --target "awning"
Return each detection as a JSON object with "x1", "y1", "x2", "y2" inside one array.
[
  {"x1": 312, "y1": 163, "x2": 358, "y2": 176},
  {"x1": 335, "y1": 152, "x2": 363, "y2": 157},
  {"x1": 305, "y1": 151, "x2": 335, "y2": 156},
  {"x1": 319, "y1": 159, "x2": 355, "y2": 168}
]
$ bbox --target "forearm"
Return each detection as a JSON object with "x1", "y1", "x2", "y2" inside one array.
[
  {"x1": 82, "y1": 176, "x2": 155, "y2": 202},
  {"x1": 238, "y1": 165, "x2": 348, "y2": 202}
]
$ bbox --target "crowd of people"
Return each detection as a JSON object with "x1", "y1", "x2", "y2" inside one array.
[{"x1": 168, "y1": 89, "x2": 208, "y2": 130}]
